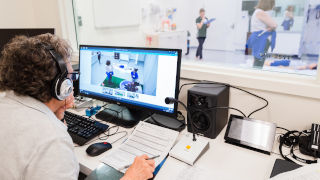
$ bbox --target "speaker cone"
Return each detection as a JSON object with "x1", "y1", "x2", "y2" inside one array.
[{"x1": 191, "y1": 111, "x2": 210, "y2": 131}]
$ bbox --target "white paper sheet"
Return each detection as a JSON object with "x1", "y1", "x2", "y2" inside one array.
[
  {"x1": 270, "y1": 163, "x2": 320, "y2": 180},
  {"x1": 100, "y1": 121, "x2": 179, "y2": 173}
]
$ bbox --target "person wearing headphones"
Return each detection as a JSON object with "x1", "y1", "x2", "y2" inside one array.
[{"x1": 0, "y1": 34, "x2": 155, "y2": 180}]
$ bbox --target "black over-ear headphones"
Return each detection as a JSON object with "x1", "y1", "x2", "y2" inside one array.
[
  {"x1": 44, "y1": 46, "x2": 73, "y2": 101},
  {"x1": 279, "y1": 130, "x2": 317, "y2": 164}
]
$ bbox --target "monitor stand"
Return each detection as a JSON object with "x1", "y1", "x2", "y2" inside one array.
[
  {"x1": 146, "y1": 114, "x2": 185, "y2": 132},
  {"x1": 95, "y1": 104, "x2": 150, "y2": 128}
]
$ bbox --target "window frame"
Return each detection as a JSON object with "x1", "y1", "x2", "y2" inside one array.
[{"x1": 59, "y1": 0, "x2": 320, "y2": 100}]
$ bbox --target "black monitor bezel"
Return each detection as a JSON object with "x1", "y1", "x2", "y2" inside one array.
[{"x1": 78, "y1": 45, "x2": 181, "y2": 118}]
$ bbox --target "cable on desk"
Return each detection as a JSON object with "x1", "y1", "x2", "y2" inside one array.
[
  {"x1": 98, "y1": 125, "x2": 128, "y2": 144},
  {"x1": 276, "y1": 126, "x2": 290, "y2": 132},
  {"x1": 178, "y1": 81, "x2": 269, "y2": 118},
  {"x1": 193, "y1": 106, "x2": 247, "y2": 117},
  {"x1": 177, "y1": 111, "x2": 185, "y2": 122}
]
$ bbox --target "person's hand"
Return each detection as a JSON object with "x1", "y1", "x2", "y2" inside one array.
[
  {"x1": 267, "y1": 27, "x2": 274, "y2": 32},
  {"x1": 201, "y1": 17, "x2": 206, "y2": 23},
  {"x1": 121, "y1": 155, "x2": 155, "y2": 180},
  {"x1": 54, "y1": 93, "x2": 75, "y2": 120}
]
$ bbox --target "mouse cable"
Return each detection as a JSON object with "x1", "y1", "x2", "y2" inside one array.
[
  {"x1": 109, "y1": 131, "x2": 128, "y2": 145},
  {"x1": 178, "y1": 81, "x2": 268, "y2": 118},
  {"x1": 98, "y1": 125, "x2": 128, "y2": 144}
]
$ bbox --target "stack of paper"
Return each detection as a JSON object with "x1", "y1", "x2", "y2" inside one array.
[{"x1": 100, "y1": 121, "x2": 179, "y2": 173}]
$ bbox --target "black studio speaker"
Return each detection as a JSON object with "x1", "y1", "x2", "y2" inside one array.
[{"x1": 187, "y1": 83, "x2": 229, "y2": 139}]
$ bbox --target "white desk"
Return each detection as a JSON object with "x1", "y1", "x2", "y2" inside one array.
[{"x1": 72, "y1": 108, "x2": 283, "y2": 180}]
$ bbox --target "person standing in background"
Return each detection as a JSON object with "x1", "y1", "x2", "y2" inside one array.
[
  {"x1": 195, "y1": 8, "x2": 210, "y2": 60},
  {"x1": 248, "y1": 0, "x2": 277, "y2": 69},
  {"x1": 281, "y1": 6, "x2": 294, "y2": 31},
  {"x1": 185, "y1": 31, "x2": 191, "y2": 55},
  {"x1": 105, "y1": 60, "x2": 114, "y2": 85},
  {"x1": 97, "y1": 51, "x2": 101, "y2": 64}
]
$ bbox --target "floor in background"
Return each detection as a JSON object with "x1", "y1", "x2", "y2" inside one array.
[{"x1": 182, "y1": 48, "x2": 318, "y2": 76}]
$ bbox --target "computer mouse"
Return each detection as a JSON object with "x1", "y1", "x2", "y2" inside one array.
[{"x1": 86, "y1": 142, "x2": 112, "y2": 157}]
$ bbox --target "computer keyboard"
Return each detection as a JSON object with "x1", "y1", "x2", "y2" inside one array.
[{"x1": 64, "y1": 111, "x2": 109, "y2": 146}]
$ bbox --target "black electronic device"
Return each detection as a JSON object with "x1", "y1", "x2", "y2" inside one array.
[
  {"x1": 64, "y1": 111, "x2": 109, "y2": 146},
  {"x1": 187, "y1": 83, "x2": 229, "y2": 139},
  {"x1": 225, "y1": 115, "x2": 277, "y2": 155},
  {"x1": 86, "y1": 142, "x2": 113, "y2": 156},
  {"x1": 298, "y1": 124, "x2": 320, "y2": 159},
  {"x1": 79, "y1": 45, "x2": 181, "y2": 128},
  {"x1": 0, "y1": 28, "x2": 54, "y2": 52},
  {"x1": 278, "y1": 124, "x2": 320, "y2": 164},
  {"x1": 310, "y1": 123, "x2": 320, "y2": 152}
]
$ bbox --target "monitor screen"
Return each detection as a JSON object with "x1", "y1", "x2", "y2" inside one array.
[
  {"x1": 0, "y1": 28, "x2": 55, "y2": 52},
  {"x1": 79, "y1": 45, "x2": 181, "y2": 116}
]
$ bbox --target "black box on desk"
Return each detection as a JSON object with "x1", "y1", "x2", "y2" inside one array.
[{"x1": 187, "y1": 83, "x2": 230, "y2": 139}]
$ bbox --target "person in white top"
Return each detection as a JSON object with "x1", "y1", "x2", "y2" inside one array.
[
  {"x1": 250, "y1": 0, "x2": 277, "y2": 68},
  {"x1": 0, "y1": 34, "x2": 155, "y2": 180}
]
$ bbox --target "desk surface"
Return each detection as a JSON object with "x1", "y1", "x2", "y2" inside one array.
[{"x1": 72, "y1": 108, "x2": 283, "y2": 180}]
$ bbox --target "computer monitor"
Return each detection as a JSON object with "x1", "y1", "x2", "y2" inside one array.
[
  {"x1": 79, "y1": 45, "x2": 181, "y2": 125},
  {"x1": 0, "y1": 28, "x2": 55, "y2": 52}
]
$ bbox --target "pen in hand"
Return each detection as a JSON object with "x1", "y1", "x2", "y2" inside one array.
[{"x1": 119, "y1": 155, "x2": 160, "y2": 170}]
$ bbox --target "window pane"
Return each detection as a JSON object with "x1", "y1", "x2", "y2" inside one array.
[{"x1": 73, "y1": 0, "x2": 320, "y2": 76}]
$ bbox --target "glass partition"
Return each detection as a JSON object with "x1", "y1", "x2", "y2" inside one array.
[{"x1": 72, "y1": 0, "x2": 320, "y2": 76}]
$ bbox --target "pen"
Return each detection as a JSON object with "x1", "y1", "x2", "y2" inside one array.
[{"x1": 119, "y1": 155, "x2": 160, "y2": 170}]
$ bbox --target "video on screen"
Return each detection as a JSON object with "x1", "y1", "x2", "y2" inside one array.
[{"x1": 90, "y1": 51, "x2": 159, "y2": 96}]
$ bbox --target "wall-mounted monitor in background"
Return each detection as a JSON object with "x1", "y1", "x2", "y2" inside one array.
[
  {"x1": 79, "y1": 45, "x2": 181, "y2": 127},
  {"x1": 0, "y1": 28, "x2": 55, "y2": 52}
]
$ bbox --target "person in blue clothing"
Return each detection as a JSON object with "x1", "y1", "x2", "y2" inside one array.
[
  {"x1": 281, "y1": 6, "x2": 294, "y2": 31},
  {"x1": 105, "y1": 60, "x2": 114, "y2": 84},
  {"x1": 131, "y1": 68, "x2": 139, "y2": 83},
  {"x1": 129, "y1": 68, "x2": 139, "y2": 92},
  {"x1": 247, "y1": 0, "x2": 277, "y2": 69}
]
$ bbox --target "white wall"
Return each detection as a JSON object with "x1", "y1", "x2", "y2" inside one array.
[
  {"x1": 32, "y1": 0, "x2": 63, "y2": 36},
  {"x1": 0, "y1": 0, "x2": 63, "y2": 36},
  {"x1": 0, "y1": 0, "x2": 37, "y2": 28},
  {"x1": 74, "y1": 0, "x2": 145, "y2": 47}
]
